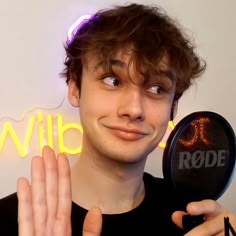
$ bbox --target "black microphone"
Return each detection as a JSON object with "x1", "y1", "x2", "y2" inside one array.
[{"x1": 162, "y1": 111, "x2": 236, "y2": 232}]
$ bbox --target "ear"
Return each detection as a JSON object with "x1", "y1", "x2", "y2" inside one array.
[
  {"x1": 171, "y1": 99, "x2": 178, "y2": 120},
  {"x1": 68, "y1": 80, "x2": 80, "y2": 107}
]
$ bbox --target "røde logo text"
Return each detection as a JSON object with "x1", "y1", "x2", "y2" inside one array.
[{"x1": 178, "y1": 150, "x2": 227, "y2": 170}]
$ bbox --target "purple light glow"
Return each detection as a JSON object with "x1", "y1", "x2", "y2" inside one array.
[{"x1": 67, "y1": 14, "x2": 92, "y2": 45}]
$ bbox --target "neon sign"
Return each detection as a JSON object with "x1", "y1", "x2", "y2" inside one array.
[
  {"x1": 0, "y1": 112, "x2": 174, "y2": 158},
  {"x1": 0, "y1": 112, "x2": 83, "y2": 158}
]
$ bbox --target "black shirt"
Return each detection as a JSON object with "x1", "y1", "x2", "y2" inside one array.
[{"x1": 0, "y1": 172, "x2": 185, "y2": 235}]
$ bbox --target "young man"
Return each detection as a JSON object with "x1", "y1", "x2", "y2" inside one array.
[{"x1": 1, "y1": 3, "x2": 236, "y2": 236}]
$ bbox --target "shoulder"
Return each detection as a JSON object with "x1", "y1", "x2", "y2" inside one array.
[{"x1": 0, "y1": 193, "x2": 18, "y2": 235}]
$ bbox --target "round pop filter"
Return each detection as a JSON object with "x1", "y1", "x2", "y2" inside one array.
[{"x1": 163, "y1": 111, "x2": 236, "y2": 205}]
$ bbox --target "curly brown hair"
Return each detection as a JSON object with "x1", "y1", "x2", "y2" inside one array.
[{"x1": 61, "y1": 3, "x2": 206, "y2": 99}]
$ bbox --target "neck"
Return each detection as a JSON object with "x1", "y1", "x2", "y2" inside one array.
[{"x1": 71, "y1": 151, "x2": 146, "y2": 214}]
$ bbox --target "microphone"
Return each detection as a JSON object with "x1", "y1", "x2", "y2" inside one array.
[{"x1": 162, "y1": 111, "x2": 236, "y2": 232}]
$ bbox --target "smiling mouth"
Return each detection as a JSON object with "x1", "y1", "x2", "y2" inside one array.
[{"x1": 105, "y1": 126, "x2": 148, "y2": 141}]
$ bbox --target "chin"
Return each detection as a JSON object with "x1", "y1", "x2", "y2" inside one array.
[{"x1": 103, "y1": 148, "x2": 149, "y2": 164}]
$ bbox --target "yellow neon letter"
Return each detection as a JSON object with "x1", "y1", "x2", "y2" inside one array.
[
  {"x1": 38, "y1": 112, "x2": 45, "y2": 152},
  {"x1": 57, "y1": 114, "x2": 83, "y2": 154},
  {"x1": 0, "y1": 117, "x2": 35, "y2": 157},
  {"x1": 158, "y1": 121, "x2": 175, "y2": 149},
  {"x1": 47, "y1": 114, "x2": 54, "y2": 148}
]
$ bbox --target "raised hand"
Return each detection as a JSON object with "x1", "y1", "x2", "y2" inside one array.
[
  {"x1": 17, "y1": 146, "x2": 102, "y2": 236},
  {"x1": 172, "y1": 199, "x2": 236, "y2": 235}
]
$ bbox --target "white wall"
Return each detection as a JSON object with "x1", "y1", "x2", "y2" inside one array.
[{"x1": 0, "y1": 0, "x2": 235, "y2": 212}]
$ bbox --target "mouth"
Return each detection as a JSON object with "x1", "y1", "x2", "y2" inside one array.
[{"x1": 104, "y1": 125, "x2": 148, "y2": 141}]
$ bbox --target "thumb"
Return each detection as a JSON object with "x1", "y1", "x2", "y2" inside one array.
[
  {"x1": 83, "y1": 207, "x2": 103, "y2": 236},
  {"x1": 172, "y1": 211, "x2": 187, "y2": 229}
]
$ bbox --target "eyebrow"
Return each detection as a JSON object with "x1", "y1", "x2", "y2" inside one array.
[
  {"x1": 93, "y1": 59, "x2": 127, "y2": 71},
  {"x1": 155, "y1": 70, "x2": 175, "y2": 82},
  {"x1": 93, "y1": 59, "x2": 175, "y2": 82}
]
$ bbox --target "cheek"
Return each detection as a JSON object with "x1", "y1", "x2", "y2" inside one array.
[
  {"x1": 146, "y1": 102, "x2": 172, "y2": 125},
  {"x1": 79, "y1": 93, "x2": 114, "y2": 118}
]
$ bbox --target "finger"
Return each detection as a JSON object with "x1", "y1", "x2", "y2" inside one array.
[
  {"x1": 183, "y1": 200, "x2": 236, "y2": 236},
  {"x1": 186, "y1": 200, "x2": 223, "y2": 219},
  {"x1": 184, "y1": 213, "x2": 225, "y2": 236},
  {"x1": 172, "y1": 210, "x2": 187, "y2": 229},
  {"x1": 43, "y1": 146, "x2": 59, "y2": 222},
  {"x1": 55, "y1": 153, "x2": 72, "y2": 235},
  {"x1": 172, "y1": 200, "x2": 225, "y2": 234},
  {"x1": 17, "y1": 177, "x2": 34, "y2": 236},
  {"x1": 83, "y1": 207, "x2": 103, "y2": 236},
  {"x1": 31, "y1": 156, "x2": 47, "y2": 235}
]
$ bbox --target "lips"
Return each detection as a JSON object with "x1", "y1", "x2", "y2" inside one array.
[{"x1": 104, "y1": 125, "x2": 148, "y2": 141}]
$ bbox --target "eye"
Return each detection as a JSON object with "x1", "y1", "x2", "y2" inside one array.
[
  {"x1": 147, "y1": 85, "x2": 164, "y2": 95},
  {"x1": 102, "y1": 75, "x2": 120, "y2": 87}
]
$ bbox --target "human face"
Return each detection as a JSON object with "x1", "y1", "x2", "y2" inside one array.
[{"x1": 69, "y1": 50, "x2": 177, "y2": 164}]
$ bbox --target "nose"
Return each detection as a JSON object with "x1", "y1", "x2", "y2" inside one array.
[{"x1": 117, "y1": 86, "x2": 145, "y2": 121}]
